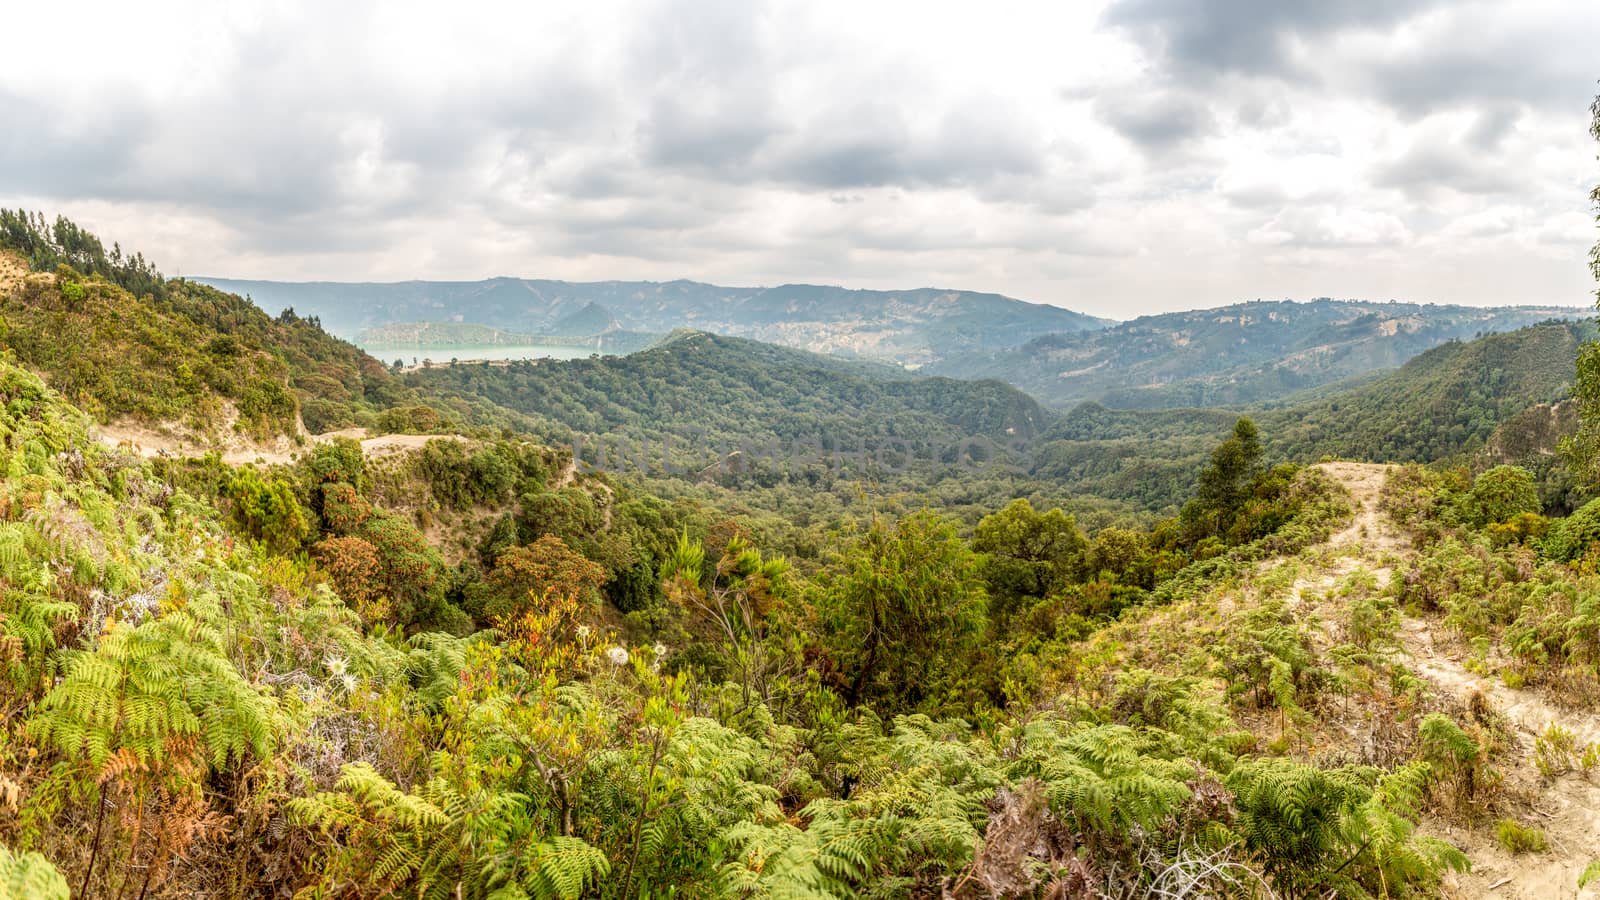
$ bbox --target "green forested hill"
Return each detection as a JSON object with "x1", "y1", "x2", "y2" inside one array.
[
  {"x1": 0, "y1": 212, "x2": 414, "y2": 439},
  {"x1": 928, "y1": 298, "x2": 1584, "y2": 409},
  {"x1": 1265, "y1": 319, "x2": 1593, "y2": 463},
  {"x1": 1017, "y1": 320, "x2": 1596, "y2": 510},
  {"x1": 4, "y1": 210, "x2": 1598, "y2": 898},
  {"x1": 4, "y1": 212, "x2": 1587, "y2": 523},
  {"x1": 408, "y1": 330, "x2": 1050, "y2": 453},
  {"x1": 396, "y1": 320, "x2": 1597, "y2": 518}
]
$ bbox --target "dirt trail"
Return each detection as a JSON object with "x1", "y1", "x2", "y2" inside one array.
[
  {"x1": 93, "y1": 423, "x2": 462, "y2": 466},
  {"x1": 1311, "y1": 462, "x2": 1600, "y2": 900},
  {"x1": 554, "y1": 457, "x2": 615, "y2": 529},
  {"x1": 1268, "y1": 462, "x2": 1402, "y2": 616}
]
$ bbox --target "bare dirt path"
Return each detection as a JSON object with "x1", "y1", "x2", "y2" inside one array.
[
  {"x1": 93, "y1": 423, "x2": 462, "y2": 466},
  {"x1": 1310, "y1": 462, "x2": 1600, "y2": 900},
  {"x1": 553, "y1": 457, "x2": 614, "y2": 529}
]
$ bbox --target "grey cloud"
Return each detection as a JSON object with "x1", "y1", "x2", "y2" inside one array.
[
  {"x1": 631, "y1": 0, "x2": 784, "y2": 170},
  {"x1": 641, "y1": 95, "x2": 784, "y2": 169},
  {"x1": 0, "y1": 0, "x2": 1587, "y2": 311},
  {"x1": 1095, "y1": 89, "x2": 1217, "y2": 153},
  {"x1": 1465, "y1": 104, "x2": 1525, "y2": 150},
  {"x1": 1107, "y1": 0, "x2": 1597, "y2": 124},
  {"x1": 1363, "y1": 33, "x2": 1597, "y2": 118},
  {"x1": 0, "y1": 89, "x2": 153, "y2": 199},
  {"x1": 1102, "y1": 0, "x2": 1443, "y2": 79},
  {"x1": 764, "y1": 101, "x2": 1044, "y2": 189},
  {"x1": 1373, "y1": 141, "x2": 1521, "y2": 199}
]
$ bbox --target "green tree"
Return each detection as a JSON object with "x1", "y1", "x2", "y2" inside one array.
[
  {"x1": 1561, "y1": 93, "x2": 1600, "y2": 483},
  {"x1": 821, "y1": 511, "x2": 988, "y2": 713},
  {"x1": 1183, "y1": 417, "x2": 1263, "y2": 540},
  {"x1": 660, "y1": 531, "x2": 794, "y2": 710},
  {"x1": 1462, "y1": 464, "x2": 1539, "y2": 527},
  {"x1": 225, "y1": 466, "x2": 310, "y2": 552},
  {"x1": 971, "y1": 498, "x2": 1087, "y2": 622}
]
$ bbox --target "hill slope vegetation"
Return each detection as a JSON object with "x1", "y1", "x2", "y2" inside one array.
[{"x1": 929, "y1": 298, "x2": 1583, "y2": 409}]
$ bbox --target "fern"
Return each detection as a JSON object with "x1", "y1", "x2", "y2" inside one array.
[
  {"x1": 291, "y1": 761, "x2": 610, "y2": 900},
  {"x1": 29, "y1": 591, "x2": 280, "y2": 770},
  {"x1": 1228, "y1": 758, "x2": 1466, "y2": 899},
  {"x1": 519, "y1": 837, "x2": 610, "y2": 900},
  {"x1": 0, "y1": 845, "x2": 69, "y2": 900}
]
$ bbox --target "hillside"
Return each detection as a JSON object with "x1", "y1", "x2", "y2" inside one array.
[
  {"x1": 4, "y1": 343, "x2": 1489, "y2": 900},
  {"x1": 196, "y1": 275, "x2": 1111, "y2": 366},
  {"x1": 0, "y1": 212, "x2": 418, "y2": 443},
  {"x1": 928, "y1": 298, "x2": 1585, "y2": 409},
  {"x1": 406, "y1": 330, "x2": 1048, "y2": 464},
  {"x1": 1017, "y1": 320, "x2": 1595, "y2": 512},
  {"x1": 10, "y1": 345, "x2": 1597, "y2": 897},
  {"x1": 1266, "y1": 319, "x2": 1593, "y2": 463},
  {"x1": 386, "y1": 320, "x2": 1598, "y2": 519}
]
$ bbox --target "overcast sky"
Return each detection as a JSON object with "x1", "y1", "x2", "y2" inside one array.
[{"x1": 1, "y1": 0, "x2": 1595, "y2": 317}]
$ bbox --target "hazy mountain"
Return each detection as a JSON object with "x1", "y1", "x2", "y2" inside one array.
[
  {"x1": 927, "y1": 298, "x2": 1586, "y2": 409},
  {"x1": 193, "y1": 276, "x2": 1112, "y2": 366}
]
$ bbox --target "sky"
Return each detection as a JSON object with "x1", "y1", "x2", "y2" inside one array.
[{"x1": 1, "y1": 0, "x2": 1596, "y2": 318}]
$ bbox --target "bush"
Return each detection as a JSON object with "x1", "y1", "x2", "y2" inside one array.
[
  {"x1": 1494, "y1": 818, "x2": 1547, "y2": 854},
  {"x1": 1462, "y1": 465, "x2": 1539, "y2": 528},
  {"x1": 1543, "y1": 497, "x2": 1600, "y2": 562}
]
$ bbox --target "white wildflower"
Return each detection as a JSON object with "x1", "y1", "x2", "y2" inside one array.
[
  {"x1": 605, "y1": 646, "x2": 630, "y2": 667},
  {"x1": 340, "y1": 674, "x2": 359, "y2": 694},
  {"x1": 325, "y1": 655, "x2": 348, "y2": 677}
]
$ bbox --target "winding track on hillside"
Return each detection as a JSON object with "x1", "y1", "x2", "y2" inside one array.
[
  {"x1": 1313, "y1": 462, "x2": 1600, "y2": 900},
  {"x1": 92, "y1": 424, "x2": 462, "y2": 466}
]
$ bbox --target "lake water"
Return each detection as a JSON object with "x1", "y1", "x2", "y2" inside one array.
[{"x1": 358, "y1": 343, "x2": 609, "y2": 365}]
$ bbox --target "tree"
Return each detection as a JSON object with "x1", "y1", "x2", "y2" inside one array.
[
  {"x1": 314, "y1": 535, "x2": 387, "y2": 622},
  {"x1": 1184, "y1": 417, "x2": 1263, "y2": 540},
  {"x1": 470, "y1": 535, "x2": 608, "y2": 624},
  {"x1": 359, "y1": 511, "x2": 455, "y2": 631},
  {"x1": 971, "y1": 498, "x2": 1087, "y2": 622},
  {"x1": 226, "y1": 467, "x2": 310, "y2": 552},
  {"x1": 820, "y1": 511, "x2": 988, "y2": 713},
  {"x1": 1561, "y1": 93, "x2": 1600, "y2": 483},
  {"x1": 660, "y1": 531, "x2": 793, "y2": 710}
]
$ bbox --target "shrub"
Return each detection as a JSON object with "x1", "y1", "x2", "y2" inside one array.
[
  {"x1": 1494, "y1": 818, "x2": 1547, "y2": 854},
  {"x1": 1462, "y1": 465, "x2": 1539, "y2": 528}
]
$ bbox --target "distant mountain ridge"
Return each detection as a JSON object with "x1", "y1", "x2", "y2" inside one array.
[
  {"x1": 357, "y1": 320, "x2": 660, "y2": 355},
  {"x1": 193, "y1": 276, "x2": 1112, "y2": 366},
  {"x1": 926, "y1": 298, "x2": 1586, "y2": 409}
]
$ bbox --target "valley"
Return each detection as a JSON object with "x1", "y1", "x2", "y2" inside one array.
[
  {"x1": 2, "y1": 5, "x2": 1596, "y2": 898},
  {"x1": 2, "y1": 208, "x2": 1599, "y2": 899}
]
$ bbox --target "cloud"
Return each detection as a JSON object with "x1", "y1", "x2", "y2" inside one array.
[
  {"x1": 1094, "y1": 87, "x2": 1218, "y2": 154},
  {"x1": 0, "y1": 0, "x2": 1591, "y2": 318},
  {"x1": 1101, "y1": 0, "x2": 1444, "y2": 80},
  {"x1": 1348, "y1": 5, "x2": 1599, "y2": 118},
  {"x1": 1373, "y1": 140, "x2": 1521, "y2": 199},
  {"x1": 764, "y1": 99, "x2": 1044, "y2": 189},
  {"x1": 1247, "y1": 206, "x2": 1413, "y2": 249}
]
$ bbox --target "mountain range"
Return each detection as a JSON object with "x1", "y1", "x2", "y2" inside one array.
[
  {"x1": 926, "y1": 298, "x2": 1584, "y2": 409},
  {"x1": 199, "y1": 275, "x2": 1586, "y2": 411},
  {"x1": 195, "y1": 276, "x2": 1111, "y2": 366}
]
